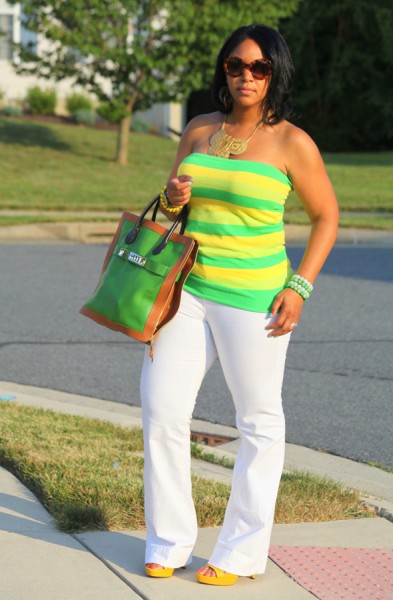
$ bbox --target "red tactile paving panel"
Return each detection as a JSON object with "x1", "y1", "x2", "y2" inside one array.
[{"x1": 268, "y1": 546, "x2": 393, "y2": 600}]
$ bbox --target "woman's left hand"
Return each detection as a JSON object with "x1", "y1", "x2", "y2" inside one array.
[{"x1": 266, "y1": 288, "x2": 304, "y2": 337}]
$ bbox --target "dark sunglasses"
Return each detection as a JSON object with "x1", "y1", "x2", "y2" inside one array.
[{"x1": 223, "y1": 56, "x2": 272, "y2": 80}]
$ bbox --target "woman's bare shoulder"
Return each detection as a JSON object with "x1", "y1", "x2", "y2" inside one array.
[
  {"x1": 181, "y1": 112, "x2": 222, "y2": 150},
  {"x1": 186, "y1": 111, "x2": 223, "y2": 131},
  {"x1": 275, "y1": 121, "x2": 329, "y2": 188},
  {"x1": 168, "y1": 112, "x2": 223, "y2": 176},
  {"x1": 279, "y1": 121, "x2": 320, "y2": 156},
  {"x1": 275, "y1": 121, "x2": 323, "y2": 172}
]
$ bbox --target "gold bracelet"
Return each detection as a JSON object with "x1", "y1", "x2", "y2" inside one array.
[{"x1": 159, "y1": 186, "x2": 182, "y2": 213}]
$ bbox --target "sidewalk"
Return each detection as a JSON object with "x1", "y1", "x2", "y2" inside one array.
[
  {"x1": 1, "y1": 381, "x2": 392, "y2": 600},
  {"x1": 1, "y1": 213, "x2": 393, "y2": 245}
]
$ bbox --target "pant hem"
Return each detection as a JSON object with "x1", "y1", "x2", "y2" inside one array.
[
  {"x1": 208, "y1": 545, "x2": 269, "y2": 576},
  {"x1": 145, "y1": 544, "x2": 194, "y2": 569}
]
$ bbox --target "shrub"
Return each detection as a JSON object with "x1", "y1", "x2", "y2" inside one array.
[
  {"x1": 73, "y1": 108, "x2": 96, "y2": 126},
  {"x1": 2, "y1": 105, "x2": 22, "y2": 117},
  {"x1": 25, "y1": 86, "x2": 57, "y2": 115},
  {"x1": 66, "y1": 93, "x2": 93, "y2": 115},
  {"x1": 97, "y1": 101, "x2": 129, "y2": 124},
  {"x1": 131, "y1": 118, "x2": 151, "y2": 133}
]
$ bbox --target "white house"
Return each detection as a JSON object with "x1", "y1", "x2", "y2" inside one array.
[{"x1": 0, "y1": 1, "x2": 184, "y2": 138}]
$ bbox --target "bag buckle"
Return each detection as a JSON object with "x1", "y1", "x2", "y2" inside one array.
[{"x1": 118, "y1": 247, "x2": 147, "y2": 267}]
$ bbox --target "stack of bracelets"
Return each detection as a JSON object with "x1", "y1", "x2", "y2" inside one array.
[
  {"x1": 285, "y1": 274, "x2": 314, "y2": 301},
  {"x1": 159, "y1": 185, "x2": 182, "y2": 213}
]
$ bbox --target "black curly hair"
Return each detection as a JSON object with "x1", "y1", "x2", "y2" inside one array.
[{"x1": 211, "y1": 24, "x2": 294, "y2": 125}]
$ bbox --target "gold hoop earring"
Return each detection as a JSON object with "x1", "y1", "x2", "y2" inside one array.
[{"x1": 218, "y1": 85, "x2": 232, "y2": 111}]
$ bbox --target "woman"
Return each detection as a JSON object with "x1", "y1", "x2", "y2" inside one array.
[{"x1": 142, "y1": 24, "x2": 338, "y2": 586}]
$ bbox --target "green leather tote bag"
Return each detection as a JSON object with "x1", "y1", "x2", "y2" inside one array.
[{"x1": 80, "y1": 195, "x2": 198, "y2": 347}]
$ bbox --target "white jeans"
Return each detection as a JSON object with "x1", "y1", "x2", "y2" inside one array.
[{"x1": 140, "y1": 290, "x2": 291, "y2": 576}]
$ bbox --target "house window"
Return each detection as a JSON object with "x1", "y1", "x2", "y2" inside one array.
[
  {"x1": 0, "y1": 14, "x2": 13, "y2": 60},
  {"x1": 20, "y1": 21, "x2": 37, "y2": 55}
]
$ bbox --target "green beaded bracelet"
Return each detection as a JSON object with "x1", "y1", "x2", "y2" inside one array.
[
  {"x1": 285, "y1": 279, "x2": 310, "y2": 301},
  {"x1": 292, "y1": 274, "x2": 314, "y2": 293}
]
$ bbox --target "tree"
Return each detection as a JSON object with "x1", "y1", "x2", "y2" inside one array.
[
  {"x1": 10, "y1": 0, "x2": 298, "y2": 165},
  {"x1": 279, "y1": 0, "x2": 393, "y2": 151}
]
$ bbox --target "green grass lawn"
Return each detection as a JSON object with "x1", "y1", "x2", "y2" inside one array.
[
  {"x1": 0, "y1": 117, "x2": 392, "y2": 227},
  {"x1": 285, "y1": 152, "x2": 393, "y2": 215},
  {"x1": 0, "y1": 403, "x2": 374, "y2": 533},
  {"x1": 0, "y1": 118, "x2": 175, "y2": 211}
]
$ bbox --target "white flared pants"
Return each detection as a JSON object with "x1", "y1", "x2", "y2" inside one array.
[{"x1": 140, "y1": 290, "x2": 291, "y2": 576}]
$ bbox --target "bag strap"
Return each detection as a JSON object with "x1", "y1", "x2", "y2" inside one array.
[{"x1": 125, "y1": 195, "x2": 188, "y2": 254}]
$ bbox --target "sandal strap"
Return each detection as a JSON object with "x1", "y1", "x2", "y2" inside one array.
[{"x1": 205, "y1": 564, "x2": 227, "y2": 578}]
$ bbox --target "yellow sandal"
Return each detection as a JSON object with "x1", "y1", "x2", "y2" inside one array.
[{"x1": 196, "y1": 564, "x2": 256, "y2": 586}]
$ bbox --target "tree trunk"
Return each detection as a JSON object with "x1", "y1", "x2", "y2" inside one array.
[{"x1": 116, "y1": 112, "x2": 133, "y2": 166}]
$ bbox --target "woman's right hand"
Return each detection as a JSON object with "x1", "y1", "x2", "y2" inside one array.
[{"x1": 166, "y1": 174, "x2": 193, "y2": 208}]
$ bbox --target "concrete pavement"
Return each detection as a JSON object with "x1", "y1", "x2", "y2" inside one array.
[
  {"x1": 1, "y1": 381, "x2": 392, "y2": 599},
  {"x1": 1, "y1": 467, "x2": 138, "y2": 600}
]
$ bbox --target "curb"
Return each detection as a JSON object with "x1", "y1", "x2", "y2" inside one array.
[
  {"x1": 360, "y1": 497, "x2": 393, "y2": 524},
  {"x1": 0, "y1": 221, "x2": 119, "y2": 244},
  {"x1": 1, "y1": 221, "x2": 393, "y2": 245}
]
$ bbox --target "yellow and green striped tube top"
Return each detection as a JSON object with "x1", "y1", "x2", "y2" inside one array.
[{"x1": 178, "y1": 152, "x2": 294, "y2": 312}]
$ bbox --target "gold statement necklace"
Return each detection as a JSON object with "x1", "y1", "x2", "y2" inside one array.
[{"x1": 208, "y1": 115, "x2": 264, "y2": 159}]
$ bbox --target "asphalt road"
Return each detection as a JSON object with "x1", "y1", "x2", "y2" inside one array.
[{"x1": 1, "y1": 243, "x2": 392, "y2": 469}]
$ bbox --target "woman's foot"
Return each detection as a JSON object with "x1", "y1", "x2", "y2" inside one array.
[
  {"x1": 196, "y1": 564, "x2": 256, "y2": 586},
  {"x1": 196, "y1": 564, "x2": 238, "y2": 586},
  {"x1": 197, "y1": 565, "x2": 223, "y2": 577},
  {"x1": 145, "y1": 563, "x2": 175, "y2": 578}
]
